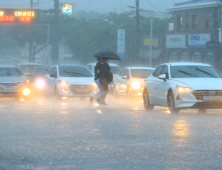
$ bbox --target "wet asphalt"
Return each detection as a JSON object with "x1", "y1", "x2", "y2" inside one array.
[{"x1": 0, "y1": 94, "x2": 222, "y2": 170}]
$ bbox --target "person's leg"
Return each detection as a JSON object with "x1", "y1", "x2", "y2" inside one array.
[
  {"x1": 93, "y1": 79, "x2": 103, "y2": 98},
  {"x1": 100, "y1": 80, "x2": 108, "y2": 104}
]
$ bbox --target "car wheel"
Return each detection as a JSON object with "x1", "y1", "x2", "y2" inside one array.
[
  {"x1": 54, "y1": 87, "x2": 62, "y2": 100},
  {"x1": 168, "y1": 91, "x2": 180, "y2": 114},
  {"x1": 143, "y1": 89, "x2": 154, "y2": 110},
  {"x1": 113, "y1": 85, "x2": 118, "y2": 98}
]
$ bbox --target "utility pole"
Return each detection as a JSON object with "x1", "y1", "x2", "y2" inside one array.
[
  {"x1": 135, "y1": 0, "x2": 140, "y2": 63},
  {"x1": 52, "y1": 0, "x2": 59, "y2": 65},
  {"x1": 29, "y1": 0, "x2": 33, "y2": 62},
  {"x1": 149, "y1": 13, "x2": 153, "y2": 67}
]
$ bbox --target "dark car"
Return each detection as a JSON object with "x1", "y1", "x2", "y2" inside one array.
[{"x1": 26, "y1": 66, "x2": 50, "y2": 94}]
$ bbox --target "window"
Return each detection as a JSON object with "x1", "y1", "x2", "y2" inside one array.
[
  {"x1": 185, "y1": 21, "x2": 188, "y2": 30},
  {"x1": 34, "y1": 67, "x2": 49, "y2": 77},
  {"x1": 124, "y1": 69, "x2": 130, "y2": 77},
  {"x1": 181, "y1": 53, "x2": 189, "y2": 62},
  {"x1": 192, "y1": 15, "x2": 198, "y2": 30},
  {"x1": 161, "y1": 66, "x2": 169, "y2": 78},
  {"x1": 86, "y1": 65, "x2": 92, "y2": 72},
  {"x1": 119, "y1": 69, "x2": 126, "y2": 76},
  {"x1": 131, "y1": 69, "x2": 154, "y2": 78},
  {"x1": 154, "y1": 66, "x2": 164, "y2": 77},
  {"x1": 177, "y1": 15, "x2": 182, "y2": 30},
  {"x1": 192, "y1": 53, "x2": 201, "y2": 63},
  {"x1": 53, "y1": 67, "x2": 57, "y2": 77},
  {"x1": 171, "y1": 66, "x2": 221, "y2": 78},
  {"x1": 170, "y1": 53, "x2": 177, "y2": 62},
  {"x1": 0, "y1": 68, "x2": 22, "y2": 77},
  {"x1": 59, "y1": 66, "x2": 93, "y2": 77},
  {"x1": 49, "y1": 67, "x2": 55, "y2": 76}
]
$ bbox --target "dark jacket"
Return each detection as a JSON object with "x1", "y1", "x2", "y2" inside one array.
[{"x1": 99, "y1": 63, "x2": 113, "y2": 83}]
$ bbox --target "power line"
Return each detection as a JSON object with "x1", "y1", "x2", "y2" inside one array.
[{"x1": 146, "y1": 0, "x2": 165, "y2": 14}]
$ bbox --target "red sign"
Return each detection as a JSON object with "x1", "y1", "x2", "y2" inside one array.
[
  {"x1": 20, "y1": 16, "x2": 31, "y2": 22},
  {"x1": 0, "y1": 15, "x2": 14, "y2": 22}
]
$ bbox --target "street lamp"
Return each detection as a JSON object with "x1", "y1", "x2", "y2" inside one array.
[{"x1": 127, "y1": 6, "x2": 153, "y2": 67}]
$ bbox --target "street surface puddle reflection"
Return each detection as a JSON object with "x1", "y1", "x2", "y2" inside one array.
[
  {"x1": 96, "y1": 110, "x2": 102, "y2": 114},
  {"x1": 173, "y1": 120, "x2": 190, "y2": 147}
]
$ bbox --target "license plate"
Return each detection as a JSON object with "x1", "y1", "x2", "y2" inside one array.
[
  {"x1": 76, "y1": 89, "x2": 89, "y2": 93},
  {"x1": 203, "y1": 96, "x2": 222, "y2": 102}
]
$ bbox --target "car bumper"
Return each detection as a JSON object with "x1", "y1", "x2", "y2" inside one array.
[
  {"x1": 57, "y1": 84, "x2": 97, "y2": 97},
  {"x1": 0, "y1": 86, "x2": 31, "y2": 98},
  {"x1": 175, "y1": 91, "x2": 222, "y2": 109}
]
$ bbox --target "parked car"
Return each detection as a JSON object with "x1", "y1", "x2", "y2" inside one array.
[
  {"x1": 86, "y1": 62, "x2": 121, "y2": 89},
  {"x1": 113, "y1": 67, "x2": 155, "y2": 98},
  {"x1": 19, "y1": 63, "x2": 43, "y2": 74},
  {"x1": 44, "y1": 65, "x2": 97, "y2": 99},
  {"x1": 143, "y1": 62, "x2": 222, "y2": 113},
  {"x1": 0, "y1": 65, "x2": 31, "y2": 100},
  {"x1": 25, "y1": 66, "x2": 50, "y2": 94}
]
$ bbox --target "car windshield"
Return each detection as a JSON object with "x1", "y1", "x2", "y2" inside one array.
[
  {"x1": 34, "y1": 68, "x2": 49, "y2": 77},
  {"x1": 59, "y1": 66, "x2": 93, "y2": 77},
  {"x1": 20, "y1": 65, "x2": 41, "y2": 74},
  {"x1": 0, "y1": 68, "x2": 22, "y2": 76},
  {"x1": 131, "y1": 69, "x2": 154, "y2": 78},
  {"x1": 171, "y1": 66, "x2": 222, "y2": 78}
]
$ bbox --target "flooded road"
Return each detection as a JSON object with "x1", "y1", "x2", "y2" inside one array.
[{"x1": 0, "y1": 95, "x2": 222, "y2": 169}]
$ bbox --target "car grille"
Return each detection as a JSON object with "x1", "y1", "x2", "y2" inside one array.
[
  {"x1": 191, "y1": 90, "x2": 222, "y2": 100},
  {"x1": 69, "y1": 84, "x2": 94, "y2": 94},
  {"x1": 0, "y1": 82, "x2": 22, "y2": 87}
]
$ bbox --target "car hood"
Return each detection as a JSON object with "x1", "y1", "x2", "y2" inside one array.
[
  {"x1": 173, "y1": 78, "x2": 222, "y2": 90},
  {"x1": 58, "y1": 77, "x2": 95, "y2": 84},
  {"x1": 0, "y1": 76, "x2": 26, "y2": 83}
]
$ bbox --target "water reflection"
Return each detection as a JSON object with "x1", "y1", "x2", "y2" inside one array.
[{"x1": 173, "y1": 120, "x2": 190, "y2": 147}]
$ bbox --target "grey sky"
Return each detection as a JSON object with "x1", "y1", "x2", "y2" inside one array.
[{"x1": 0, "y1": 0, "x2": 186, "y2": 13}]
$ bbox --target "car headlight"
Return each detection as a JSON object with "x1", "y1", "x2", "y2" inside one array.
[
  {"x1": 36, "y1": 80, "x2": 44, "y2": 89},
  {"x1": 59, "y1": 80, "x2": 69, "y2": 86},
  {"x1": 23, "y1": 88, "x2": 31, "y2": 96},
  {"x1": 177, "y1": 85, "x2": 191, "y2": 92},
  {"x1": 131, "y1": 81, "x2": 141, "y2": 90}
]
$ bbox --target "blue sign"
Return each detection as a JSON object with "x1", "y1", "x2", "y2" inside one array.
[
  {"x1": 188, "y1": 34, "x2": 211, "y2": 48},
  {"x1": 117, "y1": 29, "x2": 125, "y2": 58}
]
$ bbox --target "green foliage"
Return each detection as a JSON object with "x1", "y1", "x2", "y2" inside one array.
[{"x1": 61, "y1": 12, "x2": 170, "y2": 64}]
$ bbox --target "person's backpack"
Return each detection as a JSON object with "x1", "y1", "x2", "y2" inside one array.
[{"x1": 106, "y1": 71, "x2": 113, "y2": 83}]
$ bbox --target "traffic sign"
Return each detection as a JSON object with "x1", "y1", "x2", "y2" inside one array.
[{"x1": 0, "y1": 9, "x2": 39, "y2": 23}]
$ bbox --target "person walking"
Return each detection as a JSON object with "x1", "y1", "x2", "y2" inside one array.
[
  {"x1": 90, "y1": 58, "x2": 103, "y2": 104},
  {"x1": 99, "y1": 58, "x2": 113, "y2": 105}
]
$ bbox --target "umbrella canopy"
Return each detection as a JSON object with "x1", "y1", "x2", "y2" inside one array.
[{"x1": 94, "y1": 51, "x2": 121, "y2": 60}]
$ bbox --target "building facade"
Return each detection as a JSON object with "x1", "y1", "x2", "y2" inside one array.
[{"x1": 165, "y1": 0, "x2": 222, "y2": 71}]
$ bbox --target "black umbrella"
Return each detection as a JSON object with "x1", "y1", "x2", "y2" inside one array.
[{"x1": 94, "y1": 51, "x2": 121, "y2": 60}]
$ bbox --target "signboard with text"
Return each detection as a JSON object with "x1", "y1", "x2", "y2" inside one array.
[
  {"x1": 0, "y1": 9, "x2": 39, "y2": 23},
  {"x1": 188, "y1": 34, "x2": 211, "y2": 48},
  {"x1": 166, "y1": 35, "x2": 186, "y2": 48},
  {"x1": 143, "y1": 39, "x2": 158, "y2": 48},
  {"x1": 117, "y1": 29, "x2": 125, "y2": 59}
]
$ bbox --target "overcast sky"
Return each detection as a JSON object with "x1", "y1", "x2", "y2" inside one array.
[{"x1": 0, "y1": 0, "x2": 187, "y2": 13}]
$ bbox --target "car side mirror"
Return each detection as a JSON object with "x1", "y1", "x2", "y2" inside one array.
[
  {"x1": 24, "y1": 73, "x2": 31, "y2": 77},
  {"x1": 122, "y1": 76, "x2": 128, "y2": 79},
  {"x1": 158, "y1": 74, "x2": 166, "y2": 80}
]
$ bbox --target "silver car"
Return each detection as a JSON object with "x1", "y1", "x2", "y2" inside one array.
[{"x1": 0, "y1": 66, "x2": 31, "y2": 99}]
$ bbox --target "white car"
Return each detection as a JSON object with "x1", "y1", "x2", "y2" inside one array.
[
  {"x1": 113, "y1": 67, "x2": 155, "y2": 97},
  {"x1": 86, "y1": 62, "x2": 121, "y2": 88},
  {"x1": 44, "y1": 65, "x2": 97, "y2": 99},
  {"x1": 143, "y1": 62, "x2": 222, "y2": 113}
]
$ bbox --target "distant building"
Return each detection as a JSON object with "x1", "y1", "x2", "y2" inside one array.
[{"x1": 165, "y1": 0, "x2": 222, "y2": 71}]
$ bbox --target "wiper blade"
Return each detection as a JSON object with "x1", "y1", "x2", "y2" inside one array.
[
  {"x1": 195, "y1": 68, "x2": 216, "y2": 78},
  {"x1": 178, "y1": 70, "x2": 198, "y2": 77},
  {"x1": 70, "y1": 72, "x2": 90, "y2": 77}
]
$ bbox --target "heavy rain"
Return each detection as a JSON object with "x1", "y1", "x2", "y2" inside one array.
[{"x1": 1, "y1": 0, "x2": 222, "y2": 169}]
